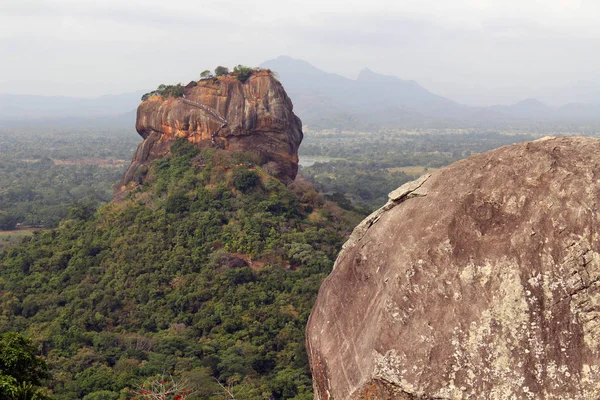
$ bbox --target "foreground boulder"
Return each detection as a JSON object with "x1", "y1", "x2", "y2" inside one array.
[
  {"x1": 120, "y1": 70, "x2": 303, "y2": 186},
  {"x1": 307, "y1": 137, "x2": 600, "y2": 399}
]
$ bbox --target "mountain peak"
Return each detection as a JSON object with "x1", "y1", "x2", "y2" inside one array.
[
  {"x1": 261, "y1": 56, "x2": 326, "y2": 77},
  {"x1": 258, "y1": 56, "x2": 459, "y2": 126},
  {"x1": 357, "y1": 68, "x2": 402, "y2": 83},
  {"x1": 515, "y1": 98, "x2": 548, "y2": 108}
]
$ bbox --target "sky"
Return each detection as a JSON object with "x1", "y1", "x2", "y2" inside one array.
[{"x1": 1, "y1": 0, "x2": 599, "y2": 105}]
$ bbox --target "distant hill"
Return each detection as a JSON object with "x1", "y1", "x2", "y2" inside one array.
[
  {"x1": 488, "y1": 98, "x2": 600, "y2": 122},
  {"x1": 262, "y1": 56, "x2": 600, "y2": 129},
  {"x1": 1, "y1": 58, "x2": 598, "y2": 131},
  {"x1": 538, "y1": 80, "x2": 600, "y2": 106},
  {"x1": 0, "y1": 92, "x2": 142, "y2": 119},
  {"x1": 261, "y1": 56, "x2": 452, "y2": 110},
  {"x1": 261, "y1": 56, "x2": 470, "y2": 128},
  {"x1": 489, "y1": 98, "x2": 554, "y2": 119},
  {"x1": 556, "y1": 102, "x2": 600, "y2": 121},
  {"x1": 0, "y1": 110, "x2": 137, "y2": 131}
]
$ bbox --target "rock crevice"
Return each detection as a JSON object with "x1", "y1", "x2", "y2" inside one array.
[{"x1": 339, "y1": 173, "x2": 431, "y2": 260}]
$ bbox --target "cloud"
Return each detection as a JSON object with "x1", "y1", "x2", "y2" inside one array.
[
  {"x1": 0, "y1": 1, "x2": 231, "y2": 30},
  {"x1": 0, "y1": 0, "x2": 599, "y2": 104}
]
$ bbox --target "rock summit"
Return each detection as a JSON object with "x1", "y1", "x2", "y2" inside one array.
[{"x1": 121, "y1": 70, "x2": 303, "y2": 187}]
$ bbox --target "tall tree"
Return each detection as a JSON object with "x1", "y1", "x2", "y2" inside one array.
[
  {"x1": 214, "y1": 66, "x2": 229, "y2": 76},
  {"x1": 0, "y1": 332, "x2": 49, "y2": 399}
]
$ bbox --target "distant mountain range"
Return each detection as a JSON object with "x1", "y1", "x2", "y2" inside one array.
[
  {"x1": 261, "y1": 56, "x2": 466, "y2": 120},
  {"x1": 0, "y1": 56, "x2": 598, "y2": 130},
  {"x1": 0, "y1": 92, "x2": 142, "y2": 119},
  {"x1": 261, "y1": 56, "x2": 600, "y2": 129},
  {"x1": 0, "y1": 92, "x2": 142, "y2": 129}
]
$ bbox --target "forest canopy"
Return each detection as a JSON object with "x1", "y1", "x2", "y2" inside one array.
[{"x1": 0, "y1": 140, "x2": 361, "y2": 399}]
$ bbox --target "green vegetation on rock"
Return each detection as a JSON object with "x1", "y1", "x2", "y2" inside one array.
[
  {"x1": 0, "y1": 139, "x2": 361, "y2": 399},
  {"x1": 142, "y1": 65, "x2": 270, "y2": 102},
  {"x1": 214, "y1": 66, "x2": 229, "y2": 77},
  {"x1": 141, "y1": 84, "x2": 185, "y2": 101},
  {"x1": 232, "y1": 65, "x2": 254, "y2": 83}
]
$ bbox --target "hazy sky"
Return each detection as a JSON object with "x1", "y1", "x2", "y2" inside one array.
[{"x1": 1, "y1": 0, "x2": 599, "y2": 105}]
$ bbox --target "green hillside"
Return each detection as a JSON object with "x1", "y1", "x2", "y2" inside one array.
[{"x1": 0, "y1": 140, "x2": 361, "y2": 399}]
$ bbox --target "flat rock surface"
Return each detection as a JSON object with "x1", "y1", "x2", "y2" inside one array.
[
  {"x1": 120, "y1": 71, "x2": 303, "y2": 186},
  {"x1": 307, "y1": 137, "x2": 600, "y2": 399}
]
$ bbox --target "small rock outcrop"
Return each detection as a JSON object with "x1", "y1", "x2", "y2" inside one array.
[
  {"x1": 120, "y1": 70, "x2": 303, "y2": 186},
  {"x1": 307, "y1": 137, "x2": 600, "y2": 399}
]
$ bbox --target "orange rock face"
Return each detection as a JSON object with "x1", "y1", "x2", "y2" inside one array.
[{"x1": 121, "y1": 71, "x2": 303, "y2": 185}]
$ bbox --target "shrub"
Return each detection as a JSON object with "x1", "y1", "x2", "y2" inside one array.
[
  {"x1": 0, "y1": 332, "x2": 49, "y2": 399},
  {"x1": 67, "y1": 201, "x2": 97, "y2": 221},
  {"x1": 214, "y1": 66, "x2": 229, "y2": 76},
  {"x1": 165, "y1": 192, "x2": 191, "y2": 214},
  {"x1": 233, "y1": 65, "x2": 254, "y2": 82},
  {"x1": 0, "y1": 212, "x2": 19, "y2": 230},
  {"x1": 231, "y1": 169, "x2": 259, "y2": 192},
  {"x1": 82, "y1": 390, "x2": 120, "y2": 400},
  {"x1": 170, "y1": 139, "x2": 199, "y2": 159},
  {"x1": 141, "y1": 84, "x2": 184, "y2": 101}
]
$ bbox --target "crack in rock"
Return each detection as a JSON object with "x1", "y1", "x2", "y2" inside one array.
[{"x1": 333, "y1": 174, "x2": 431, "y2": 270}]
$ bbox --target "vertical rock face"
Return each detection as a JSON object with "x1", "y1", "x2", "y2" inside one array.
[
  {"x1": 307, "y1": 137, "x2": 600, "y2": 399},
  {"x1": 120, "y1": 71, "x2": 303, "y2": 186}
]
